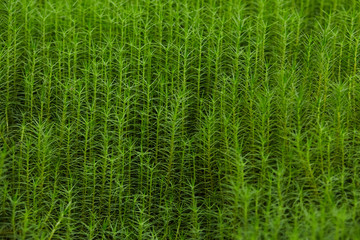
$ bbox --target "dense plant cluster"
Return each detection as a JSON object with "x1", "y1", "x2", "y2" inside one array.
[{"x1": 1, "y1": 0, "x2": 360, "y2": 239}]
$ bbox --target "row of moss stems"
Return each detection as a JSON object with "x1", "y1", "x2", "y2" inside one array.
[
  {"x1": 5, "y1": 0, "x2": 15, "y2": 133},
  {"x1": 83, "y1": 5, "x2": 95, "y2": 228},
  {"x1": 214, "y1": 14, "x2": 225, "y2": 205},
  {"x1": 3, "y1": 0, "x2": 360, "y2": 237},
  {"x1": 144, "y1": 3, "x2": 154, "y2": 218},
  {"x1": 23, "y1": 0, "x2": 35, "y2": 223},
  {"x1": 278, "y1": 0, "x2": 302, "y2": 197},
  {"x1": 68, "y1": 3, "x2": 78, "y2": 234},
  {"x1": 193, "y1": 8, "x2": 203, "y2": 237},
  {"x1": 158, "y1": 1, "x2": 178, "y2": 226},
  {"x1": 150, "y1": 0, "x2": 165, "y2": 217},
  {"x1": 51, "y1": 4, "x2": 70, "y2": 232},
  {"x1": 121, "y1": 21, "x2": 131, "y2": 225},
  {"x1": 193, "y1": 3, "x2": 203, "y2": 229},
  {"x1": 346, "y1": 9, "x2": 360, "y2": 212},
  {"x1": 350, "y1": 11, "x2": 360, "y2": 221},
  {"x1": 7, "y1": 0, "x2": 22, "y2": 196},
  {"x1": 77, "y1": 1, "x2": 89, "y2": 223}
]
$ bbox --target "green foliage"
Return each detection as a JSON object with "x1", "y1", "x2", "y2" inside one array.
[{"x1": 1, "y1": 0, "x2": 360, "y2": 239}]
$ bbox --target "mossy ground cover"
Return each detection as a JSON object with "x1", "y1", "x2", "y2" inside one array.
[{"x1": 1, "y1": 0, "x2": 360, "y2": 239}]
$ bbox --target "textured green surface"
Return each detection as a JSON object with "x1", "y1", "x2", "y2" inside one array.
[{"x1": 1, "y1": 0, "x2": 360, "y2": 239}]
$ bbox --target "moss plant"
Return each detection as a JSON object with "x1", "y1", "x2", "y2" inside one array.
[{"x1": 1, "y1": 0, "x2": 360, "y2": 239}]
